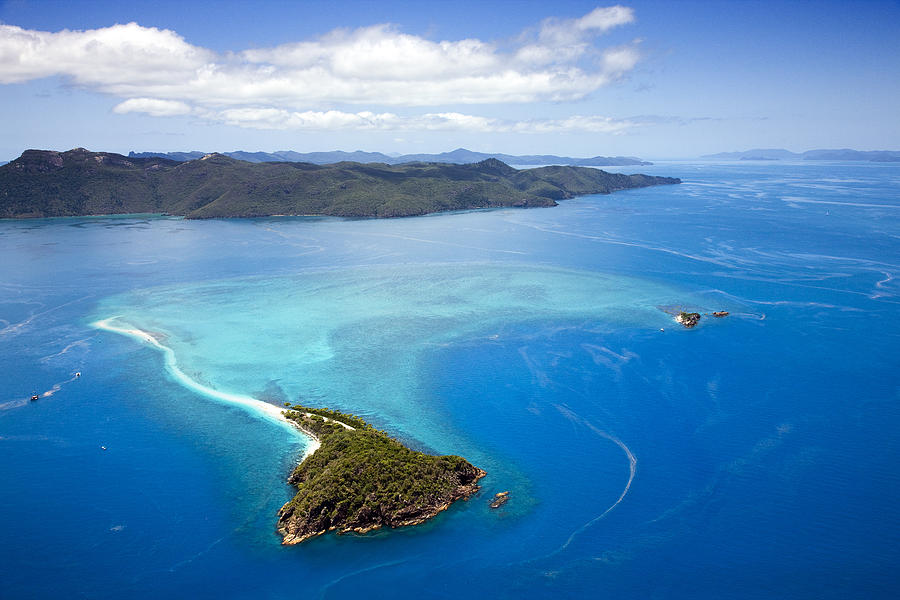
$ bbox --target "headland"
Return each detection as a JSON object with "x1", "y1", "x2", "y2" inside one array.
[
  {"x1": 278, "y1": 405, "x2": 485, "y2": 545},
  {"x1": 0, "y1": 148, "x2": 680, "y2": 220}
]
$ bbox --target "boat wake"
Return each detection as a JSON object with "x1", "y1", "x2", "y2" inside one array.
[
  {"x1": 317, "y1": 559, "x2": 409, "y2": 599},
  {"x1": 38, "y1": 373, "x2": 81, "y2": 399},
  {"x1": 515, "y1": 403, "x2": 637, "y2": 568},
  {"x1": 551, "y1": 403, "x2": 637, "y2": 554},
  {"x1": 0, "y1": 373, "x2": 82, "y2": 412}
]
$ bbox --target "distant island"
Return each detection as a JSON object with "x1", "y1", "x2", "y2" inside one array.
[
  {"x1": 0, "y1": 148, "x2": 680, "y2": 220},
  {"x1": 701, "y1": 148, "x2": 900, "y2": 162},
  {"x1": 128, "y1": 147, "x2": 652, "y2": 167},
  {"x1": 278, "y1": 405, "x2": 485, "y2": 545}
]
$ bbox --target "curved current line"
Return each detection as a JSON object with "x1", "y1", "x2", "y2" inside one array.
[
  {"x1": 0, "y1": 295, "x2": 94, "y2": 338},
  {"x1": 551, "y1": 403, "x2": 637, "y2": 554},
  {"x1": 317, "y1": 559, "x2": 410, "y2": 600},
  {"x1": 515, "y1": 404, "x2": 637, "y2": 568}
]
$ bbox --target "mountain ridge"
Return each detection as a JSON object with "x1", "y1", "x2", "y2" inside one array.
[
  {"x1": 128, "y1": 147, "x2": 652, "y2": 167},
  {"x1": 0, "y1": 148, "x2": 680, "y2": 220}
]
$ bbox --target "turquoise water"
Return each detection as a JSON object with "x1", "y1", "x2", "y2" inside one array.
[{"x1": 1, "y1": 161, "x2": 899, "y2": 598}]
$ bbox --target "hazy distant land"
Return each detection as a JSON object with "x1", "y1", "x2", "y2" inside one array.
[
  {"x1": 701, "y1": 148, "x2": 900, "y2": 162},
  {"x1": 127, "y1": 147, "x2": 652, "y2": 167}
]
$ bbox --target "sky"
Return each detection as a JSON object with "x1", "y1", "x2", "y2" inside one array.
[{"x1": 0, "y1": 0, "x2": 898, "y2": 161}]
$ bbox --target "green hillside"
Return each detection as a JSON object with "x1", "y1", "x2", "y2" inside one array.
[
  {"x1": 277, "y1": 405, "x2": 485, "y2": 544},
  {"x1": 0, "y1": 148, "x2": 680, "y2": 219}
]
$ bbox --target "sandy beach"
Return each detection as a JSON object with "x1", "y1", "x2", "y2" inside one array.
[{"x1": 92, "y1": 317, "x2": 317, "y2": 453}]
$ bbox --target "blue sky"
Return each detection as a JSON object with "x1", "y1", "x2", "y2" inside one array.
[{"x1": 1, "y1": 0, "x2": 898, "y2": 160}]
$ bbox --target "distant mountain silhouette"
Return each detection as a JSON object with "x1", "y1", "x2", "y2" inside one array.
[
  {"x1": 129, "y1": 147, "x2": 651, "y2": 167},
  {"x1": 702, "y1": 148, "x2": 900, "y2": 162}
]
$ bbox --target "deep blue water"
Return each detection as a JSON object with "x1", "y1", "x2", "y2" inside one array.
[{"x1": 1, "y1": 161, "x2": 899, "y2": 598}]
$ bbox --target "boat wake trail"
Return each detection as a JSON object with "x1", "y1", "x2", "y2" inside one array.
[
  {"x1": 0, "y1": 398, "x2": 30, "y2": 412},
  {"x1": 39, "y1": 373, "x2": 81, "y2": 398},
  {"x1": 317, "y1": 559, "x2": 409, "y2": 600},
  {"x1": 872, "y1": 271, "x2": 896, "y2": 299},
  {"x1": 516, "y1": 404, "x2": 636, "y2": 568},
  {"x1": 0, "y1": 373, "x2": 81, "y2": 412},
  {"x1": 551, "y1": 403, "x2": 637, "y2": 554}
]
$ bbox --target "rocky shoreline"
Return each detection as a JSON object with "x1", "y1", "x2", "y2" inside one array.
[
  {"x1": 676, "y1": 311, "x2": 702, "y2": 328},
  {"x1": 277, "y1": 405, "x2": 485, "y2": 545}
]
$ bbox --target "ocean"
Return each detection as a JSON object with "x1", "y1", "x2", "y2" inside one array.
[{"x1": 1, "y1": 161, "x2": 898, "y2": 598}]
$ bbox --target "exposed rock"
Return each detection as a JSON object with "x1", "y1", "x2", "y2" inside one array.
[
  {"x1": 676, "y1": 311, "x2": 701, "y2": 328},
  {"x1": 490, "y1": 491, "x2": 510, "y2": 509}
]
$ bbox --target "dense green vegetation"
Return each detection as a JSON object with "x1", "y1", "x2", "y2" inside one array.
[
  {"x1": 0, "y1": 148, "x2": 680, "y2": 220},
  {"x1": 284, "y1": 404, "x2": 371, "y2": 431},
  {"x1": 277, "y1": 404, "x2": 485, "y2": 544}
]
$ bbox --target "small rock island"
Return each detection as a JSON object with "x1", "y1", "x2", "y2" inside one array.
[
  {"x1": 277, "y1": 405, "x2": 485, "y2": 545},
  {"x1": 676, "y1": 311, "x2": 702, "y2": 328}
]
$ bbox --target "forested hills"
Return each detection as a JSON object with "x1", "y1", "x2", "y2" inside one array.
[{"x1": 0, "y1": 148, "x2": 680, "y2": 219}]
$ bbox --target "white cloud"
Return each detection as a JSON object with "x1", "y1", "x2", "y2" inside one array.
[
  {"x1": 510, "y1": 115, "x2": 639, "y2": 134},
  {"x1": 113, "y1": 98, "x2": 192, "y2": 116},
  {"x1": 576, "y1": 5, "x2": 635, "y2": 33},
  {"x1": 199, "y1": 107, "x2": 642, "y2": 135},
  {"x1": 0, "y1": 6, "x2": 642, "y2": 133},
  {"x1": 601, "y1": 44, "x2": 640, "y2": 77},
  {"x1": 214, "y1": 108, "x2": 406, "y2": 130},
  {"x1": 519, "y1": 4, "x2": 635, "y2": 64},
  {"x1": 0, "y1": 22, "x2": 210, "y2": 87},
  {"x1": 241, "y1": 24, "x2": 501, "y2": 81}
]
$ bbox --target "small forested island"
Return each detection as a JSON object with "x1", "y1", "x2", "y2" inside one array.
[
  {"x1": 0, "y1": 148, "x2": 680, "y2": 219},
  {"x1": 676, "y1": 311, "x2": 701, "y2": 328},
  {"x1": 669, "y1": 310, "x2": 728, "y2": 328},
  {"x1": 277, "y1": 405, "x2": 485, "y2": 545}
]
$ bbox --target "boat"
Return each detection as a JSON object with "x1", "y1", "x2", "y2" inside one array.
[{"x1": 30, "y1": 393, "x2": 39, "y2": 401}]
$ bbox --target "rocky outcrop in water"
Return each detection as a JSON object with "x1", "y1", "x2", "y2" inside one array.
[
  {"x1": 676, "y1": 312, "x2": 701, "y2": 328},
  {"x1": 489, "y1": 491, "x2": 510, "y2": 509}
]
